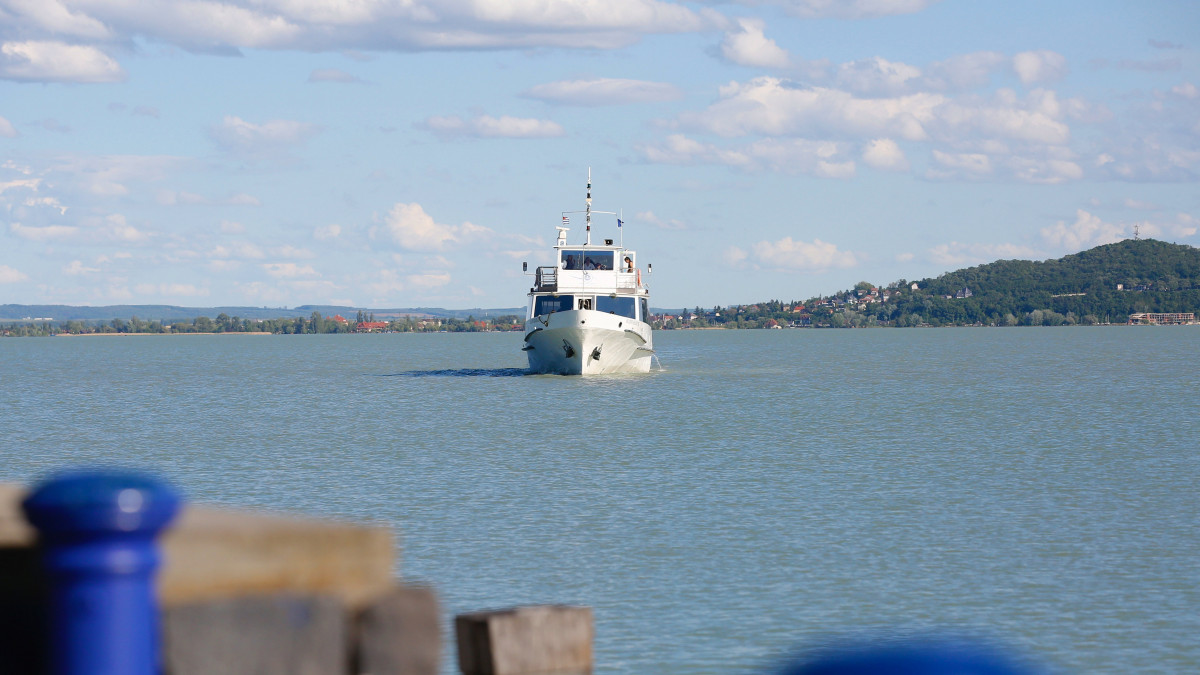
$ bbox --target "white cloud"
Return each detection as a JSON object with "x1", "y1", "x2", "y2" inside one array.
[
  {"x1": 718, "y1": 18, "x2": 790, "y2": 68},
  {"x1": 0, "y1": 0, "x2": 715, "y2": 80},
  {"x1": 0, "y1": 116, "x2": 16, "y2": 137},
  {"x1": 1012, "y1": 50, "x2": 1067, "y2": 85},
  {"x1": 102, "y1": 283, "x2": 133, "y2": 301},
  {"x1": 673, "y1": 76, "x2": 1080, "y2": 183},
  {"x1": 522, "y1": 78, "x2": 682, "y2": 106},
  {"x1": 9, "y1": 222, "x2": 79, "y2": 240},
  {"x1": 1127, "y1": 214, "x2": 1198, "y2": 241},
  {"x1": 928, "y1": 241, "x2": 1040, "y2": 266},
  {"x1": 63, "y1": 260, "x2": 100, "y2": 275},
  {"x1": 211, "y1": 242, "x2": 265, "y2": 259},
  {"x1": 7, "y1": 0, "x2": 114, "y2": 40},
  {"x1": 148, "y1": 283, "x2": 208, "y2": 297},
  {"x1": 1171, "y1": 213, "x2": 1199, "y2": 238},
  {"x1": 406, "y1": 272, "x2": 452, "y2": 289},
  {"x1": 931, "y1": 149, "x2": 992, "y2": 175},
  {"x1": 1123, "y1": 198, "x2": 1160, "y2": 211},
  {"x1": 209, "y1": 116, "x2": 320, "y2": 154},
  {"x1": 273, "y1": 245, "x2": 314, "y2": 258},
  {"x1": 861, "y1": 138, "x2": 909, "y2": 171},
  {"x1": 1041, "y1": 210, "x2": 1126, "y2": 251},
  {"x1": 48, "y1": 154, "x2": 186, "y2": 197},
  {"x1": 365, "y1": 270, "x2": 407, "y2": 297},
  {"x1": 23, "y1": 195, "x2": 68, "y2": 214},
  {"x1": 763, "y1": 0, "x2": 941, "y2": 19},
  {"x1": 835, "y1": 56, "x2": 922, "y2": 95},
  {"x1": 922, "y1": 51, "x2": 1007, "y2": 91},
  {"x1": 930, "y1": 89, "x2": 1070, "y2": 145},
  {"x1": 157, "y1": 190, "x2": 208, "y2": 205},
  {"x1": 1004, "y1": 156, "x2": 1082, "y2": 184},
  {"x1": 314, "y1": 224, "x2": 342, "y2": 240},
  {"x1": 101, "y1": 213, "x2": 148, "y2": 242},
  {"x1": 680, "y1": 77, "x2": 943, "y2": 140},
  {"x1": 382, "y1": 202, "x2": 490, "y2": 251},
  {"x1": 227, "y1": 193, "x2": 261, "y2": 206},
  {"x1": 220, "y1": 220, "x2": 246, "y2": 234},
  {"x1": 636, "y1": 210, "x2": 688, "y2": 230},
  {"x1": 1170, "y1": 82, "x2": 1198, "y2": 99},
  {"x1": 263, "y1": 262, "x2": 318, "y2": 278},
  {"x1": 0, "y1": 178, "x2": 39, "y2": 193},
  {"x1": 421, "y1": 114, "x2": 564, "y2": 139},
  {"x1": 0, "y1": 265, "x2": 29, "y2": 283},
  {"x1": 639, "y1": 133, "x2": 855, "y2": 176},
  {"x1": 308, "y1": 68, "x2": 362, "y2": 84},
  {"x1": 750, "y1": 237, "x2": 858, "y2": 271},
  {"x1": 0, "y1": 40, "x2": 124, "y2": 83}
]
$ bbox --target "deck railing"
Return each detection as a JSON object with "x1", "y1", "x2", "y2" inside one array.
[
  {"x1": 537, "y1": 265, "x2": 648, "y2": 291},
  {"x1": 534, "y1": 266, "x2": 557, "y2": 291}
]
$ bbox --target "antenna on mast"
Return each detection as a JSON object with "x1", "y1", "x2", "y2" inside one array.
[
  {"x1": 1133, "y1": 223, "x2": 1140, "y2": 240},
  {"x1": 585, "y1": 168, "x2": 592, "y2": 245}
]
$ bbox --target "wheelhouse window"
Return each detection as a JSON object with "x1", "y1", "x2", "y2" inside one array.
[
  {"x1": 596, "y1": 296, "x2": 636, "y2": 319},
  {"x1": 561, "y1": 250, "x2": 615, "y2": 271},
  {"x1": 640, "y1": 298, "x2": 650, "y2": 321},
  {"x1": 532, "y1": 295, "x2": 573, "y2": 316}
]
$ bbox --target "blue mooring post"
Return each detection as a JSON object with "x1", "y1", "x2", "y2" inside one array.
[{"x1": 22, "y1": 470, "x2": 181, "y2": 675}]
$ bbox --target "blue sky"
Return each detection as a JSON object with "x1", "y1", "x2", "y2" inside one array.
[{"x1": 1, "y1": 0, "x2": 1197, "y2": 310}]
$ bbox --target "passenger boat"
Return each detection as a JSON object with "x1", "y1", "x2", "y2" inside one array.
[{"x1": 522, "y1": 173, "x2": 654, "y2": 375}]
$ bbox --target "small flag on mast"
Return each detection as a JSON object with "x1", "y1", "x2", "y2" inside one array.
[
  {"x1": 562, "y1": 215, "x2": 569, "y2": 225},
  {"x1": 617, "y1": 218, "x2": 623, "y2": 228}
]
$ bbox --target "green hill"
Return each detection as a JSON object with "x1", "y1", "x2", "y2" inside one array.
[
  {"x1": 670, "y1": 239, "x2": 1200, "y2": 328},
  {"x1": 916, "y1": 239, "x2": 1200, "y2": 297},
  {"x1": 816, "y1": 237, "x2": 1200, "y2": 326},
  {"x1": 886, "y1": 239, "x2": 1200, "y2": 325}
]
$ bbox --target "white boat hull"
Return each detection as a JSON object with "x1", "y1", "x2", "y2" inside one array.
[{"x1": 524, "y1": 310, "x2": 653, "y2": 375}]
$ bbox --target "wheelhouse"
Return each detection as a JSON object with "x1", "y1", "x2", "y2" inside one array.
[{"x1": 529, "y1": 293, "x2": 649, "y2": 322}]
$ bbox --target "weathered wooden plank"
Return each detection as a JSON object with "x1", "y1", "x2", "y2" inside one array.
[{"x1": 456, "y1": 605, "x2": 593, "y2": 675}]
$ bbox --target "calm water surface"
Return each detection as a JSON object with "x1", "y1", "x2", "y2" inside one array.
[{"x1": 2, "y1": 328, "x2": 1197, "y2": 673}]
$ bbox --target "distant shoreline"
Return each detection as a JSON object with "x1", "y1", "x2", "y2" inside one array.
[{"x1": 54, "y1": 332, "x2": 274, "y2": 337}]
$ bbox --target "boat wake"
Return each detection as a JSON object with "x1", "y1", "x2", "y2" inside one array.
[{"x1": 384, "y1": 368, "x2": 531, "y2": 378}]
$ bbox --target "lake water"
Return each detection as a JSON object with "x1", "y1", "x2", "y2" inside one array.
[{"x1": 2, "y1": 328, "x2": 1197, "y2": 673}]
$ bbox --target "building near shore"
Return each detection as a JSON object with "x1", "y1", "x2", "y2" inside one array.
[{"x1": 1128, "y1": 312, "x2": 1196, "y2": 325}]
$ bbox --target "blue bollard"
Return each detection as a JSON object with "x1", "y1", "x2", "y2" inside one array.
[
  {"x1": 23, "y1": 470, "x2": 182, "y2": 675},
  {"x1": 777, "y1": 638, "x2": 1035, "y2": 675}
]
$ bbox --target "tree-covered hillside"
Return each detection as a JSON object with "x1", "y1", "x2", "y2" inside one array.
[
  {"x1": 873, "y1": 239, "x2": 1200, "y2": 326},
  {"x1": 663, "y1": 239, "x2": 1200, "y2": 328},
  {"x1": 917, "y1": 239, "x2": 1200, "y2": 297}
]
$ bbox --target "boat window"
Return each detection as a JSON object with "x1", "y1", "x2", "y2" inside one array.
[
  {"x1": 562, "y1": 250, "x2": 615, "y2": 270},
  {"x1": 584, "y1": 252, "x2": 614, "y2": 270},
  {"x1": 533, "y1": 295, "x2": 573, "y2": 316},
  {"x1": 561, "y1": 251, "x2": 586, "y2": 270},
  {"x1": 596, "y1": 296, "x2": 636, "y2": 319},
  {"x1": 639, "y1": 298, "x2": 649, "y2": 321}
]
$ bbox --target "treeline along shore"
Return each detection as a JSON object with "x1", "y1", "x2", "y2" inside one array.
[
  {"x1": 4, "y1": 239, "x2": 1199, "y2": 337},
  {"x1": 1, "y1": 312, "x2": 527, "y2": 338}
]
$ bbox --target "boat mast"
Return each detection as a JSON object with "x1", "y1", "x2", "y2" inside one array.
[{"x1": 585, "y1": 168, "x2": 592, "y2": 246}]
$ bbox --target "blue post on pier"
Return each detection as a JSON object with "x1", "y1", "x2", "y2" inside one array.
[{"x1": 23, "y1": 471, "x2": 181, "y2": 675}]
